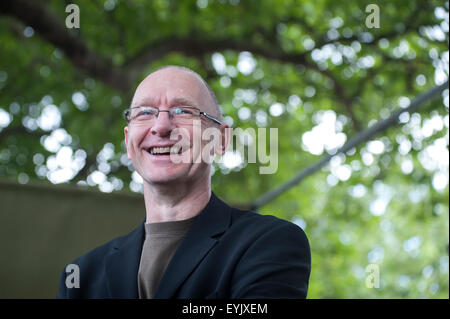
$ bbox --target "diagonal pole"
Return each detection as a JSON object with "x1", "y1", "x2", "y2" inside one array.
[{"x1": 250, "y1": 81, "x2": 448, "y2": 211}]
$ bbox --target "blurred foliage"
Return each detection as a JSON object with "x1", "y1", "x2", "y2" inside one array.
[{"x1": 0, "y1": 0, "x2": 448, "y2": 298}]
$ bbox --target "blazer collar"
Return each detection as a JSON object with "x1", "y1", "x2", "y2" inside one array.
[
  {"x1": 105, "y1": 221, "x2": 145, "y2": 298},
  {"x1": 153, "y1": 192, "x2": 231, "y2": 298},
  {"x1": 105, "y1": 192, "x2": 231, "y2": 299}
]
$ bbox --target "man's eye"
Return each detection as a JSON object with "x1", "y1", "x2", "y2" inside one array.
[
  {"x1": 174, "y1": 107, "x2": 193, "y2": 115},
  {"x1": 138, "y1": 108, "x2": 157, "y2": 116}
]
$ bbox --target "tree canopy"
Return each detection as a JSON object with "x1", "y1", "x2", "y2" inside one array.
[{"x1": 0, "y1": 0, "x2": 448, "y2": 298}]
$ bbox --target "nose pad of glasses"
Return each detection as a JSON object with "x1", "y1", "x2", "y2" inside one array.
[
  {"x1": 151, "y1": 110, "x2": 175, "y2": 136},
  {"x1": 156, "y1": 110, "x2": 173, "y2": 120}
]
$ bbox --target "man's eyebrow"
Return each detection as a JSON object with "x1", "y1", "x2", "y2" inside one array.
[
  {"x1": 132, "y1": 97, "x2": 199, "y2": 108},
  {"x1": 133, "y1": 98, "x2": 157, "y2": 107},
  {"x1": 170, "y1": 97, "x2": 199, "y2": 108}
]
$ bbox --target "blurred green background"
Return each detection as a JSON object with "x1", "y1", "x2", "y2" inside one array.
[{"x1": 0, "y1": 0, "x2": 448, "y2": 298}]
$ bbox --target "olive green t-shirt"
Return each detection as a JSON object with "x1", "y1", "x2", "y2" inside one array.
[{"x1": 137, "y1": 216, "x2": 197, "y2": 299}]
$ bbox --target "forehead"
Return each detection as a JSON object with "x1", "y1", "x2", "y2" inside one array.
[{"x1": 131, "y1": 68, "x2": 210, "y2": 110}]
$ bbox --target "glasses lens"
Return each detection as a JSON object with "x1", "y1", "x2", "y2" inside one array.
[
  {"x1": 171, "y1": 107, "x2": 199, "y2": 124},
  {"x1": 131, "y1": 106, "x2": 158, "y2": 122},
  {"x1": 127, "y1": 106, "x2": 202, "y2": 125}
]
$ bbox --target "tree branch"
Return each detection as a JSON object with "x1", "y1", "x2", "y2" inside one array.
[
  {"x1": 0, "y1": 0, "x2": 131, "y2": 91},
  {"x1": 1, "y1": 0, "x2": 434, "y2": 103},
  {"x1": 124, "y1": 36, "x2": 312, "y2": 74}
]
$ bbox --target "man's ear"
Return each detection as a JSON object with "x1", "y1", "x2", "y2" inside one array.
[
  {"x1": 218, "y1": 123, "x2": 230, "y2": 156},
  {"x1": 124, "y1": 126, "x2": 131, "y2": 160}
]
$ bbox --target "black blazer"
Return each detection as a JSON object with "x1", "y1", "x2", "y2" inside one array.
[{"x1": 57, "y1": 193, "x2": 311, "y2": 298}]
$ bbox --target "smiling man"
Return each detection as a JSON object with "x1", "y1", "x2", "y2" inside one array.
[{"x1": 57, "y1": 66, "x2": 311, "y2": 299}]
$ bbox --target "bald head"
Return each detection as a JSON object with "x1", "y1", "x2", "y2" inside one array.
[{"x1": 131, "y1": 65, "x2": 222, "y2": 121}]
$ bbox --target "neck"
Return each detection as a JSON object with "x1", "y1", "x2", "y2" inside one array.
[{"x1": 142, "y1": 173, "x2": 212, "y2": 223}]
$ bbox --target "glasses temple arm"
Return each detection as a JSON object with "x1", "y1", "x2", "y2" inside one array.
[{"x1": 200, "y1": 112, "x2": 222, "y2": 125}]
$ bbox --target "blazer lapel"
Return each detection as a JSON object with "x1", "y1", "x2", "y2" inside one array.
[
  {"x1": 105, "y1": 222, "x2": 145, "y2": 298},
  {"x1": 153, "y1": 193, "x2": 231, "y2": 298}
]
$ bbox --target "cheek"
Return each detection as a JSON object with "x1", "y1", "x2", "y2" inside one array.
[
  {"x1": 127, "y1": 128, "x2": 148, "y2": 154},
  {"x1": 172, "y1": 126, "x2": 195, "y2": 146}
]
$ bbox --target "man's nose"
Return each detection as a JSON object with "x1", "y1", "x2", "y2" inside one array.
[{"x1": 150, "y1": 110, "x2": 175, "y2": 137}]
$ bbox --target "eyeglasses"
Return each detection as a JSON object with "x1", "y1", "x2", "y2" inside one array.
[{"x1": 124, "y1": 106, "x2": 222, "y2": 125}]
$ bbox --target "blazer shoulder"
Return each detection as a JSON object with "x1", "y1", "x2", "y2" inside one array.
[
  {"x1": 231, "y1": 207, "x2": 305, "y2": 233},
  {"x1": 228, "y1": 207, "x2": 309, "y2": 247}
]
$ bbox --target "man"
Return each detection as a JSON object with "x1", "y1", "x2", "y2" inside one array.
[{"x1": 57, "y1": 66, "x2": 311, "y2": 299}]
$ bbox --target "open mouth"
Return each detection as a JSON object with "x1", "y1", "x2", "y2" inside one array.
[{"x1": 146, "y1": 145, "x2": 184, "y2": 156}]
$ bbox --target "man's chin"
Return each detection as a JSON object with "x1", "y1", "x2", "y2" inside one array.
[{"x1": 144, "y1": 169, "x2": 188, "y2": 186}]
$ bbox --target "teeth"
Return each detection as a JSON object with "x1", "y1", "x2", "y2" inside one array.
[{"x1": 149, "y1": 146, "x2": 181, "y2": 155}]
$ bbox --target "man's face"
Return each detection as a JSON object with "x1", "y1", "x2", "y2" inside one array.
[{"x1": 124, "y1": 68, "x2": 227, "y2": 186}]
